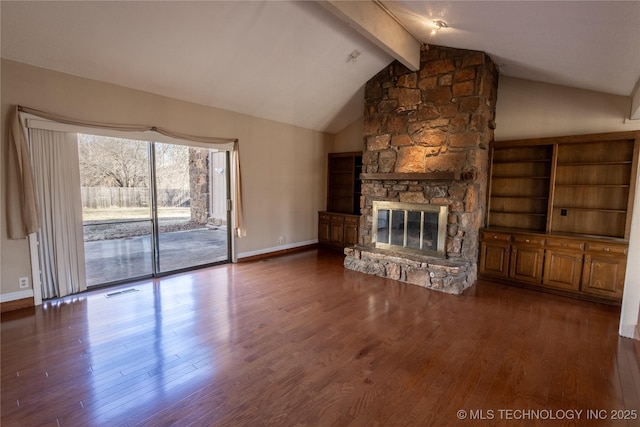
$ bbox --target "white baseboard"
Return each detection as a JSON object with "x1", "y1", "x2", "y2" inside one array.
[
  {"x1": 619, "y1": 323, "x2": 640, "y2": 340},
  {"x1": 0, "y1": 289, "x2": 35, "y2": 303},
  {"x1": 237, "y1": 239, "x2": 318, "y2": 259}
]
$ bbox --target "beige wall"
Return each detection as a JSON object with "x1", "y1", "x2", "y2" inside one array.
[
  {"x1": 1, "y1": 59, "x2": 332, "y2": 298},
  {"x1": 495, "y1": 76, "x2": 640, "y2": 140},
  {"x1": 495, "y1": 76, "x2": 640, "y2": 339},
  {"x1": 333, "y1": 116, "x2": 364, "y2": 153}
]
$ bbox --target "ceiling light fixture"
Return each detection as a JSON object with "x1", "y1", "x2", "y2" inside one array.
[
  {"x1": 347, "y1": 50, "x2": 361, "y2": 63},
  {"x1": 431, "y1": 20, "x2": 449, "y2": 35}
]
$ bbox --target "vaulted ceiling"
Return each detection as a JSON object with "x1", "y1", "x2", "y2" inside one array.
[{"x1": 2, "y1": 1, "x2": 639, "y2": 133}]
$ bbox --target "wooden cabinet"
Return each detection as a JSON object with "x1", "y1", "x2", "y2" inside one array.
[
  {"x1": 319, "y1": 212, "x2": 360, "y2": 250},
  {"x1": 320, "y1": 152, "x2": 362, "y2": 250},
  {"x1": 482, "y1": 132, "x2": 638, "y2": 303},
  {"x1": 479, "y1": 230, "x2": 628, "y2": 302}
]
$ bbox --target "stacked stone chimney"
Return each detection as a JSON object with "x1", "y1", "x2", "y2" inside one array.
[{"x1": 344, "y1": 45, "x2": 499, "y2": 294}]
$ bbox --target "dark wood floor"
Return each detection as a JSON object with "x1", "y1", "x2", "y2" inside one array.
[{"x1": 2, "y1": 248, "x2": 639, "y2": 427}]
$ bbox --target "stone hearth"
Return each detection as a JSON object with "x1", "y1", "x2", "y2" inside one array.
[{"x1": 344, "y1": 45, "x2": 499, "y2": 295}]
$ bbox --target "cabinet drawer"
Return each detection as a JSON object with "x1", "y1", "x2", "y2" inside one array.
[
  {"x1": 545, "y1": 239, "x2": 584, "y2": 251},
  {"x1": 330, "y1": 215, "x2": 345, "y2": 223},
  {"x1": 585, "y1": 242, "x2": 627, "y2": 255},
  {"x1": 344, "y1": 216, "x2": 359, "y2": 225},
  {"x1": 319, "y1": 213, "x2": 331, "y2": 221},
  {"x1": 512, "y1": 235, "x2": 544, "y2": 246},
  {"x1": 481, "y1": 232, "x2": 511, "y2": 242}
]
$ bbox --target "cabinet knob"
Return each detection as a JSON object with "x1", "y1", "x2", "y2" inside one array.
[
  {"x1": 525, "y1": 239, "x2": 530, "y2": 243},
  {"x1": 493, "y1": 235, "x2": 498, "y2": 239},
  {"x1": 603, "y1": 247, "x2": 610, "y2": 252}
]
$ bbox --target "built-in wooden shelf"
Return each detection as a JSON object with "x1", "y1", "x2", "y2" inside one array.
[
  {"x1": 326, "y1": 152, "x2": 362, "y2": 215},
  {"x1": 482, "y1": 131, "x2": 639, "y2": 302},
  {"x1": 488, "y1": 132, "x2": 640, "y2": 239},
  {"x1": 555, "y1": 184, "x2": 630, "y2": 188},
  {"x1": 320, "y1": 152, "x2": 362, "y2": 250},
  {"x1": 493, "y1": 159, "x2": 552, "y2": 164}
]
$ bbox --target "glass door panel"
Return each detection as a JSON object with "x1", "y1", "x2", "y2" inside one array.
[
  {"x1": 78, "y1": 135, "x2": 230, "y2": 287},
  {"x1": 154, "y1": 144, "x2": 229, "y2": 273},
  {"x1": 78, "y1": 135, "x2": 153, "y2": 286}
]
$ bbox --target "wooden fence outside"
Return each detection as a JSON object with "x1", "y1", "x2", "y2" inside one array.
[{"x1": 81, "y1": 187, "x2": 190, "y2": 209}]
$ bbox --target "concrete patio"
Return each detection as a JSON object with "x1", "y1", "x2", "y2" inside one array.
[{"x1": 84, "y1": 228, "x2": 228, "y2": 286}]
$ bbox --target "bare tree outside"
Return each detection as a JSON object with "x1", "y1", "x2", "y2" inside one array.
[
  {"x1": 78, "y1": 134, "x2": 149, "y2": 188},
  {"x1": 78, "y1": 135, "x2": 204, "y2": 241},
  {"x1": 154, "y1": 143, "x2": 189, "y2": 191}
]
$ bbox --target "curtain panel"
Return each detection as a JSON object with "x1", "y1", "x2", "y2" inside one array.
[
  {"x1": 7, "y1": 106, "x2": 39, "y2": 238},
  {"x1": 31, "y1": 129, "x2": 87, "y2": 298},
  {"x1": 7, "y1": 105, "x2": 246, "y2": 239}
]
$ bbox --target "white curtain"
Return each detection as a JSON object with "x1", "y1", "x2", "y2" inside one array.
[{"x1": 30, "y1": 129, "x2": 87, "y2": 299}]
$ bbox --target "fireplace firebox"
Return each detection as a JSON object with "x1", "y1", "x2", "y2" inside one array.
[{"x1": 372, "y1": 201, "x2": 447, "y2": 258}]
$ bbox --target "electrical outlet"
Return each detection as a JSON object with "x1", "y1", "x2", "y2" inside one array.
[
  {"x1": 18, "y1": 277, "x2": 29, "y2": 289},
  {"x1": 278, "y1": 236, "x2": 285, "y2": 245}
]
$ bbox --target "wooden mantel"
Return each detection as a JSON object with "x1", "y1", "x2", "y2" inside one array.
[{"x1": 360, "y1": 171, "x2": 476, "y2": 181}]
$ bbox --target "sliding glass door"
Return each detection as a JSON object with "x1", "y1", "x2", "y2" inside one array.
[
  {"x1": 153, "y1": 144, "x2": 229, "y2": 273},
  {"x1": 78, "y1": 135, "x2": 229, "y2": 287}
]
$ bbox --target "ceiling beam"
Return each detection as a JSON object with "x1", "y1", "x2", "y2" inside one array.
[
  {"x1": 631, "y1": 76, "x2": 640, "y2": 120},
  {"x1": 317, "y1": 0, "x2": 421, "y2": 71}
]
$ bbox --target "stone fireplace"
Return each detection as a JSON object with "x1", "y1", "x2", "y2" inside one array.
[{"x1": 344, "y1": 45, "x2": 499, "y2": 295}]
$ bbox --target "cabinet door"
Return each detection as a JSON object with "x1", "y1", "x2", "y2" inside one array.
[
  {"x1": 319, "y1": 220, "x2": 331, "y2": 244},
  {"x1": 330, "y1": 221, "x2": 344, "y2": 247},
  {"x1": 542, "y1": 249, "x2": 583, "y2": 291},
  {"x1": 509, "y1": 246, "x2": 544, "y2": 285},
  {"x1": 344, "y1": 221, "x2": 359, "y2": 246},
  {"x1": 581, "y1": 253, "x2": 626, "y2": 300},
  {"x1": 479, "y1": 241, "x2": 510, "y2": 279}
]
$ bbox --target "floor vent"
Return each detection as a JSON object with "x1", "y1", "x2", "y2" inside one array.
[{"x1": 105, "y1": 288, "x2": 139, "y2": 298}]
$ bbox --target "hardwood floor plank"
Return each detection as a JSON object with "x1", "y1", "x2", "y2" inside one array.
[{"x1": 1, "y1": 249, "x2": 638, "y2": 426}]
